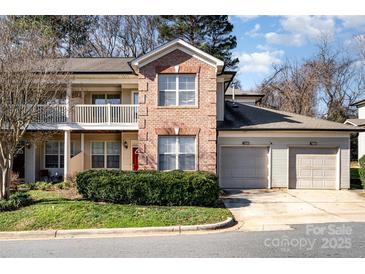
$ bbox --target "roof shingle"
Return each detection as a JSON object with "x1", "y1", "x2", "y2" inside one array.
[{"x1": 218, "y1": 101, "x2": 363, "y2": 132}]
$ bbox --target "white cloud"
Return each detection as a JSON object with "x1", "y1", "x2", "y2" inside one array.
[
  {"x1": 337, "y1": 16, "x2": 365, "y2": 30},
  {"x1": 265, "y1": 32, "x2": 305, "y2": 46},
  {"x1": 245, "y1": 24, "x2": 261, "y2": 37},
  {"x1": 281, "y1": 16, "x2": 335, "y2": 38},
  {"x1": 265, "y1": 16, "x2": 336, "y2": 47},
  {"x1": 237, "y1": 50, "x2": 284, "y2": 74},
  {"x1": 256, "y1": 44, "x2": 271, "y2": 51},
  {"x1": 235, "y1": 15, "x2": 259, "y2": 22}
]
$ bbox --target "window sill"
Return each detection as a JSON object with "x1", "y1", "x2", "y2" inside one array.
[{"x1": 156, "y1": 106, "x2": 199, "y2": 109}]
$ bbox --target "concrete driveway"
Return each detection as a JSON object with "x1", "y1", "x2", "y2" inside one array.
[{"x1": 223, "y1": 189, "x2": 365, "y2": 231}]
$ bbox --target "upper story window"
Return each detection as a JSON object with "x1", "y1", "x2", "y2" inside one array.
[
  {"x1": 92, "y1": 94, "x2": 121, "y2": 105},
  {"x1": 158, "y1": 74, "x2": 196, "y2": 106}
]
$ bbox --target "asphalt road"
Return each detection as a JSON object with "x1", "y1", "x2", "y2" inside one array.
[{"x1": 1, "y1": 222, "x2": 365, "y2": 257}]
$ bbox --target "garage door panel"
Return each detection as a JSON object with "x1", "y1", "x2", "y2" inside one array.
[
  {"x1": 220, "y1": 147, "x2": 268, "y2": 189},
  {"x1": 290, "y1": 148, "x2": 337, "y2": 189}
]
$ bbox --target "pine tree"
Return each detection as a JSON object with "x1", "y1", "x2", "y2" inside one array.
[{"x1": 158, "y1": 16, "x2": 238, "y2": 69}]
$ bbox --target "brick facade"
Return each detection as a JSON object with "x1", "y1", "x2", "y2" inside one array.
[{"x1": 137, "y1": 49, "x2": 217, "y2": 173}]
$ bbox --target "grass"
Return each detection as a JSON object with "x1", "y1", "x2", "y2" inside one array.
[{"x1": 0, "y1": 190, "x2": 231, "y2": 232}]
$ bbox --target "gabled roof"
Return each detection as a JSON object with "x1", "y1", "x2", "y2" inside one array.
[
  {"x1": 345, "y1": 119, "x2": 365, "y2": 127},
  {"x1": 44, "y1": 57, "x2": 134, "y2": 74},
  {"x1": 218, "y1": 101, "x2": 363, "y2": 132},
  {"x1": 131, "y1": 39, "x2": 224, "y2": 73}
]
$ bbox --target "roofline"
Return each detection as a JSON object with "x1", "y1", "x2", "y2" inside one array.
[
  {"x1": 217, "y1": 128, "x2": 364, "y2": 132},
  {"x1": 63, "y1": 71, "x2": 135, "y2": 75},
  {"x1": 225, "y1": 94, "x2": 265, "y2": 98},
  {"x1": 344, "y1": 119, "x2": 365, "y2": 127},
  {"x1": 351, "y1": 99, "x2": 365, "y2": 107},
  {"x1": 131, "y1": 39, "x2": 224, "y2": 73}
]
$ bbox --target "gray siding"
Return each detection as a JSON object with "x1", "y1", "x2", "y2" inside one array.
[{"x1": 218, "y1": 136, "x2": 350, "y2": 189}]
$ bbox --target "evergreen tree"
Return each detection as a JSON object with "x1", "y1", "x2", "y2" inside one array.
[
  {"x1": 10, "y1": 16, "x2": 97, "y2": 57},
  {"x1": 158, "y1": 16, "x2": 238, "y2": 69}
]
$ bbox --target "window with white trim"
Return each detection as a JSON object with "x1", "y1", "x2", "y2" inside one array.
[
  {"x1": 158, "y1": 74, "x2": 196, "y2": 106},
  {"x1": 44, "y1": 141, "x2": 75, "y2": 169},
  {"x1": 158, "y1": 136, "x2": 196, "y2": 171},
  {"x1": 91, "y1": 141, "x2": 121, "y2": 169}
]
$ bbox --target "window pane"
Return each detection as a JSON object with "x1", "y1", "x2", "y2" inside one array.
[
  {"x1": 45, "y1": 155, "x2": 58, "y2": 168},
  {"x1": 92, "y1": 94, "x2": 106, "y2": 105},
  {"x1": 59, "y1": 142, "x2": 64, "y2": 155},
  {"x1": 179, "y1": 137, "x2": 195, "y2": 154},
  {"x1": 159, "y1": 75, "x2": 176, "y2": 90},
  {"x1": 106, "y1": 94, "x2": 121, "y2": 104},
  {"x1": 159, "y1": 137, "x2": 177, "y2": 154},
  {"x1": 159, "y1": 90, "x2": 176, "y2": 106},
  {"x1": 179, "y1": 90, "x2": 195, "y2": 105},
  {"x1": 92, "y1": 155, "x2": 104, "y2": 168},
  {"x1": 60, "y1": 155, "x2": 64, "y2": 168},
  {"x1": 179, "y1": 154, "x2": 195, "y2": 170},
  {"x1": 159, "y1": 154, "x2": 176, "y2": 171},
  {"x1": 92, "y1": 142, "x2": 104, "y2": 154},
  {"x1": 133, "y1": 93, "x2": 139, "y2": 104},
  {"x1": 179, "y1": 75, "x2": 195, "y2": 90},
  {"x1": 107, "y1": 142, "x2": 120, "y2": 155},
  {"x1": 107, "y1": 155, "x2": 120, "y2": 168},
  {"x1": 45, "y1": 141, "x2": 58, "y2": 154}
]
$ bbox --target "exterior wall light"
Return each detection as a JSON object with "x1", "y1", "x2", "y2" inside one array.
[
  {"x1": 242, "y1": 141, "x2": 250, "y2": 145},
  {"x1": 123, "y1": 140, "x2": 128, "y2": 149},
  {"x1": 309, "y1": 141, "x2": 318, "y2": 146}
]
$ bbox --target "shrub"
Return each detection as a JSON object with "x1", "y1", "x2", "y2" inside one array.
[
  {"x1": 54, "y1": 180, "x2": 75, "y2": 190},
  {"x1": 34, "y1": 181, "x2": 53, "y2": 191},
  {"x1": 0, "y1": 192, "x2": 32, "y2": 212},
  {"x1": 359, "y1": 155, "x2": 365, "y2": 189},
  {"x1": 76, "y1": 170, "x2": 220, "y2": 207}
]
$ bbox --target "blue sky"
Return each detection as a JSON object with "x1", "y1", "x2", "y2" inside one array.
[{"x1": 229, "y1": 16, "x2": 365, "y2": 90}]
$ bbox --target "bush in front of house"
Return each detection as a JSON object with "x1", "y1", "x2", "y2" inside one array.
[
  {"x1": 0, "y1": 192, "x2": 32, "y2": 212},
  {"x1": 76, "y1": 170, "x2": 220, "y2": 207},
  {"x1": 359, "y1": 155, "x2": 365, "y2": 189}
]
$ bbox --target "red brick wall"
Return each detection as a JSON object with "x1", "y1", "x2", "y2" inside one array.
[{"x1": 137, "y1": 49, "x2": 217, "y2": 173}]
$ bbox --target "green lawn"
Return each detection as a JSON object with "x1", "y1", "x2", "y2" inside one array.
[{"x1": 0, "y1": 190, "x2": 231, "y2": 232}]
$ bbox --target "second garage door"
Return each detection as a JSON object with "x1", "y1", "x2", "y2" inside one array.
[
  {"x1": 220, "y1": 147, "x2": 269, "y2": 189},
  {"x1": 289, "y1": 148, "x2": 338, "y2": 189}
]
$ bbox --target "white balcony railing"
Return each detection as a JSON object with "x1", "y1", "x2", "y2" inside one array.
[
  {"x1": 73, "y1": 104, "x2": 138, "y2": 124},
  {"x1": 36, "y1": 104, "x2": 67, "y2": 123},
  {"x1": 34, "y1": 104, "x2": 138, "y2": 125}
]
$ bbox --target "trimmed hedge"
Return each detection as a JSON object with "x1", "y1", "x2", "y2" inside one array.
[
  {"x1": 76, "y1": 170, "x2": 220, "y2": 207},
  {"x1": 359, "y1": 155, "x2": 365, "y2": 189},
  {"x1": 0, "y1": 192, "x2": 32, "y2": 212}
]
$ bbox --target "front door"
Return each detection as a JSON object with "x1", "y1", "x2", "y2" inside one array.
[
  {"x1": 132, "y1": 147, "x2": 139, "y2": 171},
  {"x1": 13, "y1": 146, "x2": 25, "y2": 179}
]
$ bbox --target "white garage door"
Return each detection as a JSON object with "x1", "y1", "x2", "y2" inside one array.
[
  {"x1": 289, "y1": 148, "x2": 338, "y2": 189},
  {"x1": 220, "y1": 147, "x2": 268, "y2": 189}
]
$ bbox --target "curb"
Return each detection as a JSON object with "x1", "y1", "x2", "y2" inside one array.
[{"x1": 0, "y1": 217, "x2": 235, "y2": 240}]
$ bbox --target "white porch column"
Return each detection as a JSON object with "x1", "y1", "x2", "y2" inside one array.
[
  {"x1": 24, "y1": 142, "x2": 36, "y2": 183},
  {"x1": 64, "y1": 130, "x2": 71, "y2": 181},
  {"x1": 81, "y1": 133, "x2": 85, "y2": 171},
  {"x1": 65, "y1": 82, "x2": 72, "y2": 123}
]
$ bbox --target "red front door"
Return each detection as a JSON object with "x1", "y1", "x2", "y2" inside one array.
[{"x1": 132, "y1": 147, "x2": 139, "y2": 171}]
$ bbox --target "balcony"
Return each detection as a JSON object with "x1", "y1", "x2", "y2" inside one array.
[{"x1": 34, "y1": 104, "x2": 138, "y2": 130}]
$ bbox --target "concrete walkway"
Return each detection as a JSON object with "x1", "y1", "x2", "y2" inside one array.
[{"x1": 223, "y1": 189, "x2": 365, "y2": 231}]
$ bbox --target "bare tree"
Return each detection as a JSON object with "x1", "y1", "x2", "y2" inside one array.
[
  {"x1": 258, "y1": 60, "x2": 318, "y2": 116},
  {"x1": 86, "y1": 16, "x2": 159, "y2": 57},
  {"x1": 0, "y1": 20, "x2": 67, "y2": 199},
  {"x1": 309, "y1": 38, "x2": 361, "y2": 122}
]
